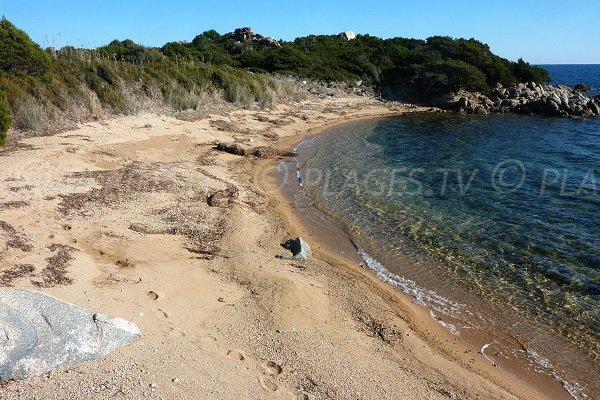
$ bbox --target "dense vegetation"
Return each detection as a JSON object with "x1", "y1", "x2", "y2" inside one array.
[
  {"x1": 0, "y1": 86, "x2": 10, "y2": 144},
  {"x1": 0, "y1": 17, "x2": 550, "y2": 139},
  {"x1": 159, "y1": 31, "x2": 550, "y2": 95}
]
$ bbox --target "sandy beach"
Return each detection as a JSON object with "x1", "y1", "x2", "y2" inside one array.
[{"x1": 0, "y1": 95, "x2": 567, "y2": 399}]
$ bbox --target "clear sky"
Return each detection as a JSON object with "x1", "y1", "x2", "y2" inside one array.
[{"x1": 2, "y1": 0, "x2": 599, "y2": 64}]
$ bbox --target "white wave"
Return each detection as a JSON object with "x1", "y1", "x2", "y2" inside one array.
[
  {"x1": 358, "y1": 248, "x2": 465, "y2": 314},
  {"x1": 523, "y1": 350, "x2": 587, "y2": 400},
  {"x1": 429, "y1": 309, "x2": 460, "y2": 336}
]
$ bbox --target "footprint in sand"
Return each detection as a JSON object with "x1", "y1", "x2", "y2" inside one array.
[
  {"x1": 167, "y1": 326, "x2": 187, "y2": 337},
  {"x1": 259, "y1": 376, "x2": 278, "y2": 392},
  {"x1": 146, "y1": 291, "x2": 161, "y2": 300},
  {"x1": 261, "y1": 361, "x2": 282, "y2": 375},
  {"x1": 226, "y1": 349, "x2": 245, "y2": 361}
]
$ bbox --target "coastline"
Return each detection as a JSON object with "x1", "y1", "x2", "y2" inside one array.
[
  {"x1": 260, "y1": 115, "x2": 578, "y2": 400},
  {"x1": 0, "y1": 96, "x2": 576, "y2": 399}
]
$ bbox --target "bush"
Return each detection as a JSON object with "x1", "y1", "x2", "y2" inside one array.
[
  {"x1": 0, "y1": 86, "x2": 10, "y2": 144},
  {"x1": 0, "y1": 17, "x2": 52, "y2": 76},
  {"x1": 14, "y1": 96, "x2": 48, "y2": 130}
]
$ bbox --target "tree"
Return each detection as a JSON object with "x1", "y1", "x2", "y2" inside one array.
[
  {"x1": 513, "y1": 58, "x2": 550, "y2": 83},
  {"x1": 0, "y1": 17, "x2": 52, "y2": 75},
  {"x1": 0, "y1": 85, "x2": 10, "y2": 145}
]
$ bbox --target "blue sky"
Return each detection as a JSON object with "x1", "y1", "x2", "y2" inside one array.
[{"x1": 2, "y1": 1, "x2": 598, "y2": 64}]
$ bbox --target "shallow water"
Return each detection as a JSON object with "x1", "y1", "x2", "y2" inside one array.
[{"x1": 296, "y1": 113, "x2": 600, "y2": 398}]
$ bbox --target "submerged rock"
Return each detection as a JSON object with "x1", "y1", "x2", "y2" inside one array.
[
  {"x1": 276, "y1": 237, "x2": 311, "y2": 260},
  {"x1": 574, "y1": 83, "x2": 591, "y2": 92},
  {"x1": 0, "y1": 288, "x2": 141, "y2": 381}
]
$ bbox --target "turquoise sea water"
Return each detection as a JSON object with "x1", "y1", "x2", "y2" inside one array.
[{"x1": 296, "y1": 66, "x2": 600, "y2": 398}]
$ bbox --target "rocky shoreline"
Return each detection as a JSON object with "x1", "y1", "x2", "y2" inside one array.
[{"x1": 434, "y1": 83, "x2": 600, "y2": 117}]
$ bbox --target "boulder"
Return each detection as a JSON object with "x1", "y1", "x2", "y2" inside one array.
[
  {"x1": 0, "y1": 288, "x2": 140, "y2": 381},
  {"x1": 474, "y1": 106, "x2": 488, "y2": 115},
  {"x1": 276, "y1": 237, "x2": 311, "y2": 260},
  {"x1": 233, "y1": 27, "x2": 254, "y2": 42},
  {"x1": 339, "y1": 31, "x2": 356, "y2": 41},
  {"x1": 258, "y1": 37, "x2": 281, "y2": 47},
  {"x1": 574, "y1": 83, "x2": 591, "y2": 92},
  {"x1": 216, "y1": 142, "x2": 246, "y2": 156}
]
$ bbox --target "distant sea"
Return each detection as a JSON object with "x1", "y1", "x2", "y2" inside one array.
[
  {"x1": 293, "y1": 65, "x2": 600, "y2": 399},
  {"x1": 541, "y1": 64, "x2": 600, "y2": 96}
]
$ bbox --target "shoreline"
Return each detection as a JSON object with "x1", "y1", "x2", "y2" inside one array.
[
  {"x1": 259, "y1": 114, "x2": 577, "y2": 400},
  {"x1": 0, "y1": 97, "x2": 583, "y2": 399}
]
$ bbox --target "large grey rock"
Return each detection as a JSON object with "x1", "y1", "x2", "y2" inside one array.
[
  {"x1": 339, "y1": 31, "x2": 356, "y2": 41},
  {"x1": 0, "y1": 288, "x2": 141, "y2": 381},
  {"x1": 276, "y1": 237, "x2": 311, "y2": 261}
]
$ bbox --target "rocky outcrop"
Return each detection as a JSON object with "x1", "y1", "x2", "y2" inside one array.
[
  {"x1": 434, "y1": 83, "x2": 600, "y2": 117},
  {"x1": 339, "y1": 31, "x2": 356, "y2": 41},
  {"x1": 233, "y1": 27, "x2": 280, "y2": 47},
  {"x1": 574, "y1": 83, "x2": 592, "y2": 93},
  {"x1": 0, "y1": 288, "x2": 141, "y2": 381}
]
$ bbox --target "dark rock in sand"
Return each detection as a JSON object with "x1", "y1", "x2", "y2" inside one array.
[
  {"x1": 0, "y1": 288, "x2": 141, "y2": 381},
  {"x1": 276, "y1": 237, "x2": 311, "y2": 261},
  {"x1": 216, "y1": 142, "x2": 246, "y2": 156},
  {"x1": 215, "y1": 142, "x2": 296, "y2": 158}
]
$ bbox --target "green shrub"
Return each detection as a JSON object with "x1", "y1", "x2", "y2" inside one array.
[
  {"x1": 0, "y1": 86, "x2": 10, "y2": 144},
  {"x1": 0, "y1": 17, "x2": 52, "y2": 76}
]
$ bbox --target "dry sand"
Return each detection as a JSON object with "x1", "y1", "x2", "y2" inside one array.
[{"x1": 0, "y1": 96, "x2": 564, "y2": 399}]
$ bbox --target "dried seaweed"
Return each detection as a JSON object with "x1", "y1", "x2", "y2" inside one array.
[
  {"x1": 0, "y1": 264, "x2": 34, "y2": 286},
  {"x1": 32, "y1": 244, "x2": 77, "y2": 287}
]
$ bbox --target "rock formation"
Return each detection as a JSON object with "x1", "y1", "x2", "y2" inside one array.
[
  {"x1": 233, "y1": 27, "x2": 280, "y2": 47},
  {"x1": 339, "y1": 31, "x2": 356, "y2": 41},
  {"x1": 434, "y1": 83, "x2": 600, "y2": 117},
  {"x1": 0, "y1": 288, "x2": 141, "y2": 381}
]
